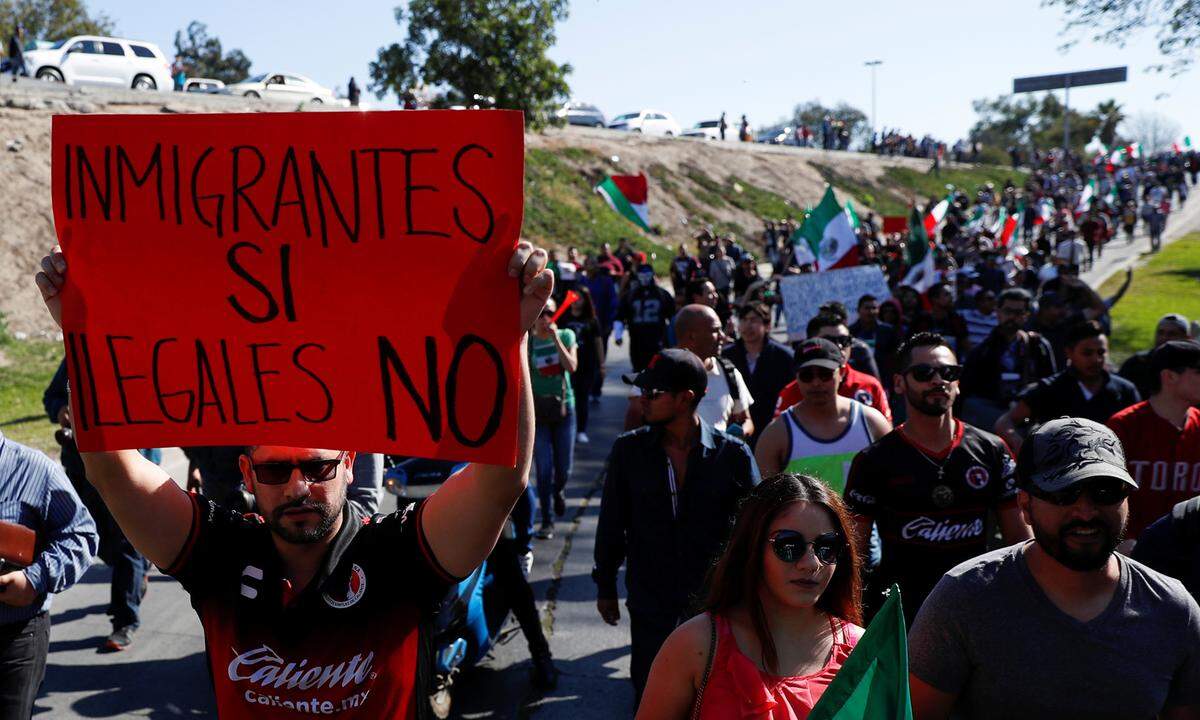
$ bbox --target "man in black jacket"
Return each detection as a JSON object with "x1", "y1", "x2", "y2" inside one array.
[
  {"x1": 1118, "y1": 313, "x2": 1192, "y2": 399},
  {"x1": 722, "y1": 304, "x2": 794, "y2": 448},
  {"x1": 849, "y1": 294, "x2": 898, "y2": 381},
  {"x1": 961, "y1": 288, "x2": 1057, "y2": 431},
  {"x1": 593, "y1": 349, "x2": 759, "y2": 705}
]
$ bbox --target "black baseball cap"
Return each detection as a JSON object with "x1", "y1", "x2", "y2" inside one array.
[
  {"x1": 1151, "y1": 340, "x2": 1200, "y2": 374},
  {"x1": 622, "y1": 348, "x2": 707, "y2": 398},
  {"x1": 793, "y1": 338, "x2": 844, "y2": 371},
  {"x1": 1016, "y1": 417, "x2": 1136, "y2": 493}
]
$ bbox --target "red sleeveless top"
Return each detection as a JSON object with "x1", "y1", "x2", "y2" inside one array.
[{"x1": 697, "y1": 613, "x2": 863, "y2": 719}]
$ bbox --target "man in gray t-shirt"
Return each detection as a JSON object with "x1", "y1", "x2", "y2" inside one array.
[{"x1": 909, "y1": 417, "x2": 1200, "y2": 719}]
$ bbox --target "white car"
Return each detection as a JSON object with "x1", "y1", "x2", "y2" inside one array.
[
  {"x1": 608, "y1": 110, "x2": 682, "y2": 137},
  {"x1": 24, "y1": 35, "x2": 171, "y2": 91},
  {"x1": 682, "y1": 119, "x2": 737, "y2": 141},
  {"x1": 226, "y1": 73, "x2": 338, "y2": 104},
  {"x1": 184, "y1": 77, "x2": 226, "y2": 94}
]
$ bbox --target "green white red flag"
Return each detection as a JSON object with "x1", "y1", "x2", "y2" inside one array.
[
  {"x1": 595, "y1": 174, "x2": 651, "y2": 231},
  {"x1": 797, "y1": 187, "x2": 860, "y2": 271},
  {"x1": 922, "y1": 194, "x2": 952, "y2": 238},
  {"x1": 1075, "y1": 180, "x2": 1095, "y2": 214},
  {"x1": 903, "y1": 205, "x2": 936, "y2": 292}
]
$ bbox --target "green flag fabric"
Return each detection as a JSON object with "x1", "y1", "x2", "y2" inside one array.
[{"x1": 808, "y1": 585, "x2": 913, "y2": 720}]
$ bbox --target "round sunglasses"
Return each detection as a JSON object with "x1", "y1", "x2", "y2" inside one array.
[{"x1": 767, "y1": 530, "x2": 845, "y2": 565}]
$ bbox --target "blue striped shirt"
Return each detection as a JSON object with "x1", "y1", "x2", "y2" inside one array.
[{"x1": 0, "y1": 431, "x2": 98, "y2": 625}]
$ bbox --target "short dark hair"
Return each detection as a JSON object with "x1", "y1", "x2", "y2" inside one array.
[
  {"x1": 685, "y1": 277, "x2": 715, "y2": 299},
  {"x1": 895, "y1": 332, "x2": 952, "y2": 371},
  {"x1": 857, "y1": 294, "x2": 878, "y2": 309},
  {"x1": 806, "y1": 312, "x2": 845, "y2": 339},
  {"x1": 997, "y1": 287, "x2": 1032, "y2": 310},
  {"x1": 737, "y1": 303, "x2": 770, "y2": 323},
  {"x1": 818, "y1": 301, "x2": 849, "y2": 324},
  {"x1": 1064, "y1": 320, "x2": 1105, "y2": 348}
]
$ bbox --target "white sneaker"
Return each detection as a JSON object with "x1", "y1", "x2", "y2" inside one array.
[
  {"x1": 520, "y1": 551, "x2": 534, "y2": 578},
  {"x1": 576, "y1": 432, "x2": 590, "y2": 444}
]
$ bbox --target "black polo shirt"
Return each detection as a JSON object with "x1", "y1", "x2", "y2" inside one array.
[{"x1": 1018, "y1": 367, "x2": 1141, "y2": 425}]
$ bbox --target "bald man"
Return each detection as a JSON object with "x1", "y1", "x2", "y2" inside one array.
[{"x1": 623, "y1": 304, "x2": 754, "y2": 435}]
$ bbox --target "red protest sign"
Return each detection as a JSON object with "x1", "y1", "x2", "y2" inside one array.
[{"x1": 51, "y1": 110, "x2": 525, "y2": 465}]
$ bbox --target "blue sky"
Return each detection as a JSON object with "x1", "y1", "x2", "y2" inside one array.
[{"x1": 92, "y1": 0, "x2": 1197, "y2": 142}]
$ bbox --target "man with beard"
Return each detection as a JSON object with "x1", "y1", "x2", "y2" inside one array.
[
  {"x1": 909, "y1": 417, "x2": 1200, "y2": 720},
  {"x1": 593, "y1": 348, "x2": 758, "y2": 705},
  {"x1": 844, "y1": 333, "x2": 1031, "y2": 623},
  {"x1": 34, "y1": 242, "x2": 554, "y2": 719},
  {"x1": 995, "y1": 320, "x2": 1140, "y2": 453}
]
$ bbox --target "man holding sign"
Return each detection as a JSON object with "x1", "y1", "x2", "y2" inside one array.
[{"x1": 37, "y1": 110, "x2": 550, "y2": 718}]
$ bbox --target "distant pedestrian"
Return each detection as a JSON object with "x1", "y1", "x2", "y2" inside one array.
[
  {"x1": 718, "y1": 111, "x2": 727, "y2": 141},
  {"x1": 7, "y1": 24, "x2": 26, "y2": 82},
  {"x1": 348, "y1": 76, "x2": 360, "y2": 107},
  {"x1": 170, "y1": 55, "x2": 185, "y2": 91},
  {"x1": 739, "y1": 114, "x2": 749, "y2": 142}
]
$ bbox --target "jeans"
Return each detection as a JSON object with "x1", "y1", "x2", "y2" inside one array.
[
  {"x1": 629, "y1": 610, "x2": 681, "y2": 708},
  {"x1": 533, "y1": 406, "x2": 576, "y2": 526},
  {"x1": 109, "y1": 537, "x2": 149, "y2": 631},
  {"x1": 0, "y1": 612, "x2": 49, "y2": 720}
]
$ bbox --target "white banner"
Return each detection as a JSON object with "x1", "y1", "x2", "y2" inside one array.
[{"x1": 779, "y1": 266, "x2": 892, "y2": 341}]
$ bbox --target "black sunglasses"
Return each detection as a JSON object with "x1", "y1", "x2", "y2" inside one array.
[
  {"x1": 824, "y1": 335, "x2": 853, "y2": 348},
  {"x1": 1027, "y1": 478, "x2": 1132, "y2": 507},
  {"x1": 252, "y1": 452, "x2": 346, "y2": 486},
  {"x1": 797, "y1": 366, "x2": 836, "y2": 383},
  {"x1": 906, "y1": 363, "x2": 962, "y2": 383},
  {"x1": 768, "y1": 530, "x2": 845, "y2": 565}
]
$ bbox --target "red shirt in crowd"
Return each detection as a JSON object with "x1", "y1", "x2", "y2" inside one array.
[
  {"x1": 774, "y1": 365, "x2": 892, "y2": 422},
  {"x1": 1107, "y1": 402, "x2": 1200, "y2": 539}
]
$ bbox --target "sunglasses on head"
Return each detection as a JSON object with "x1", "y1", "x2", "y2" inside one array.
[
  {"x1": 252, "y1": 452, "x2": 346, "y2": 486},
  {"x1": 768, "y1": 530, "x2": 845, "y2": 565},
  {"x1": 797, "y1": 366, "x2": 836, "y2": 383},
  {"x1": 1027, "y1": 478, "x2": 1132, "y2": 507},
  {"x1": 906, "y1": 363, "x2": 962, "y2": 383}
]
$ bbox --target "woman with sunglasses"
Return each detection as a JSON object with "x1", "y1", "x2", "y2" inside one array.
[{"x1": 636, "y1": 473, "x2": 863, "y2": 719}]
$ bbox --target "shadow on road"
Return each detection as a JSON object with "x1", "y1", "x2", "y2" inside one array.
[{"x1": 36, "y1": 653, "x2": 215, "y2": 717}]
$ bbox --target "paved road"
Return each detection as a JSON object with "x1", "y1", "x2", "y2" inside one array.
[{"x1": 36, "y1": 340, "x2": 640, "y2": 719}]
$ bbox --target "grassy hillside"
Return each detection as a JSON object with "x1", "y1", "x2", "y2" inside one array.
[
  {"x1": 1099, "y1": 232, "x2": 1200, "y2": 363},
  {"x1": 0, "y1": 317, "x2": 61, "y2": 455}
]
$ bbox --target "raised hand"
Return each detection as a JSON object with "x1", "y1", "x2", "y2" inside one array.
[
  {"x1": 33, "y1": 245, "x2": 67, "y2": 329},
  {"x1": 508, "y1": 240, "x2": 553, "y2": 332}
]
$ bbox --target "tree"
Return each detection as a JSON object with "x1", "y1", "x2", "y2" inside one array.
[
  {"x1": 173, "y1": 21, "x2": 251, "y2": 85},
  {"x1": 969, "y1": 94, "x2": 1122, "y2": 155},
  {"x1": 1122, "y1": 111, "x2": 1182, "y2": 154},
  {"x1": 1045, "y1": 0, "x2": 1200, "y2": 75},
  {"x1": 0, "y1": 0, "x2": 113, "y2": 55},
  {"x1": 779, "y1": 100, "x2": 870, "y2": 147},
  {"x1": 369, "y1": 0, "x2": 572, "y2": 127}
]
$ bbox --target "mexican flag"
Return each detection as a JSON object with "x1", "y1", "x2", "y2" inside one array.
[
  {"x1": 1075, "y1": 179, "x2": 1095, "y2": 214},
  {"x1": 902, "y1": 205, "x2": 936, "y2": 292},
  {"x1": 995, "y1": 207, "x2": 1019, "y2": 247},
  {"x1": 797, "y1": 186, "x2": 859, "y2": 271},
  {"x1": 595, "y1": 174, "x2": 651, "y2": 231},
  {"x1": 808, "y1": 585, "x2": 913, "y2": 720},
  {"x1": 922, "y1": 193, "x2": 952, "y2": 239},
  {"x1": 1033, "y1": 197, "x2": 1055, "y2": 225}
]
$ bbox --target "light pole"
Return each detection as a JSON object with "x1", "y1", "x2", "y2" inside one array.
[{"x1": 865, "y1": 60, "x2": 882, "y2": 148}]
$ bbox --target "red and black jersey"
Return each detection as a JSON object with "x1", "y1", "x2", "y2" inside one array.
[
  {"x1": 1108, "y1": 402, "x2": 1200, "y2": 539},
  {"x1": 844, "y1": 421, "x2": 1017, "y2": 618},
  {"x1": 163, "y1": 495, "x2": 457, "y2": 719}
]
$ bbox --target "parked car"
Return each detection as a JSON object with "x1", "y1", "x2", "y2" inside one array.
[
  {"x1": 556, "y1": 101, "x2": 606, "y2": 127},
  {"x1": 183, "y1": 77, "x2": 226, "y2": 94},
  {"x1": 23, "y1": 36, "x2": 171, "y2": 91},
  {"x1": 225, "y1": 73, "x2": 338, "y2": 104},
  {"x1": 682, "y1": 119, "x2": 739, "y2": 141},
  {"x1": 608, "y1": 109, "x2": 682, "y2": 137}
]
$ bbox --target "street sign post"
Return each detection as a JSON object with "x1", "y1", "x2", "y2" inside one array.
[{"x1": 1012, "y1": 66, "x2": 1127, "y2": 151}]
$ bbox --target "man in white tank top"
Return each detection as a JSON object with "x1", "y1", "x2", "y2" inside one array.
[{"x1": 755, "y1": 338, "x2": 891, "y2": 493}]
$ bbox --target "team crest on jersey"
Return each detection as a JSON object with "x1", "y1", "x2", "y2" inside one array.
[
  {"x1": 854, "y1": 389, "x2": 874, "y2": 406},
  {"x1": 323, "y1": 563, "x2": 367, "y2": 609},
  {"x1": 965, "y1": 465, "x2": 990, "y2": 490}
]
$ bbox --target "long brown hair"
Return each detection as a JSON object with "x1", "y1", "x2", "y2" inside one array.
[{"x1": 699, "y1": 473, "x2": 863, "y2": 674}]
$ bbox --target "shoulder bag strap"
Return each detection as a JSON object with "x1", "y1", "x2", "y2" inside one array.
[{"x1": 691, "y1": 613, "x2": 718, "y2": 720}]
